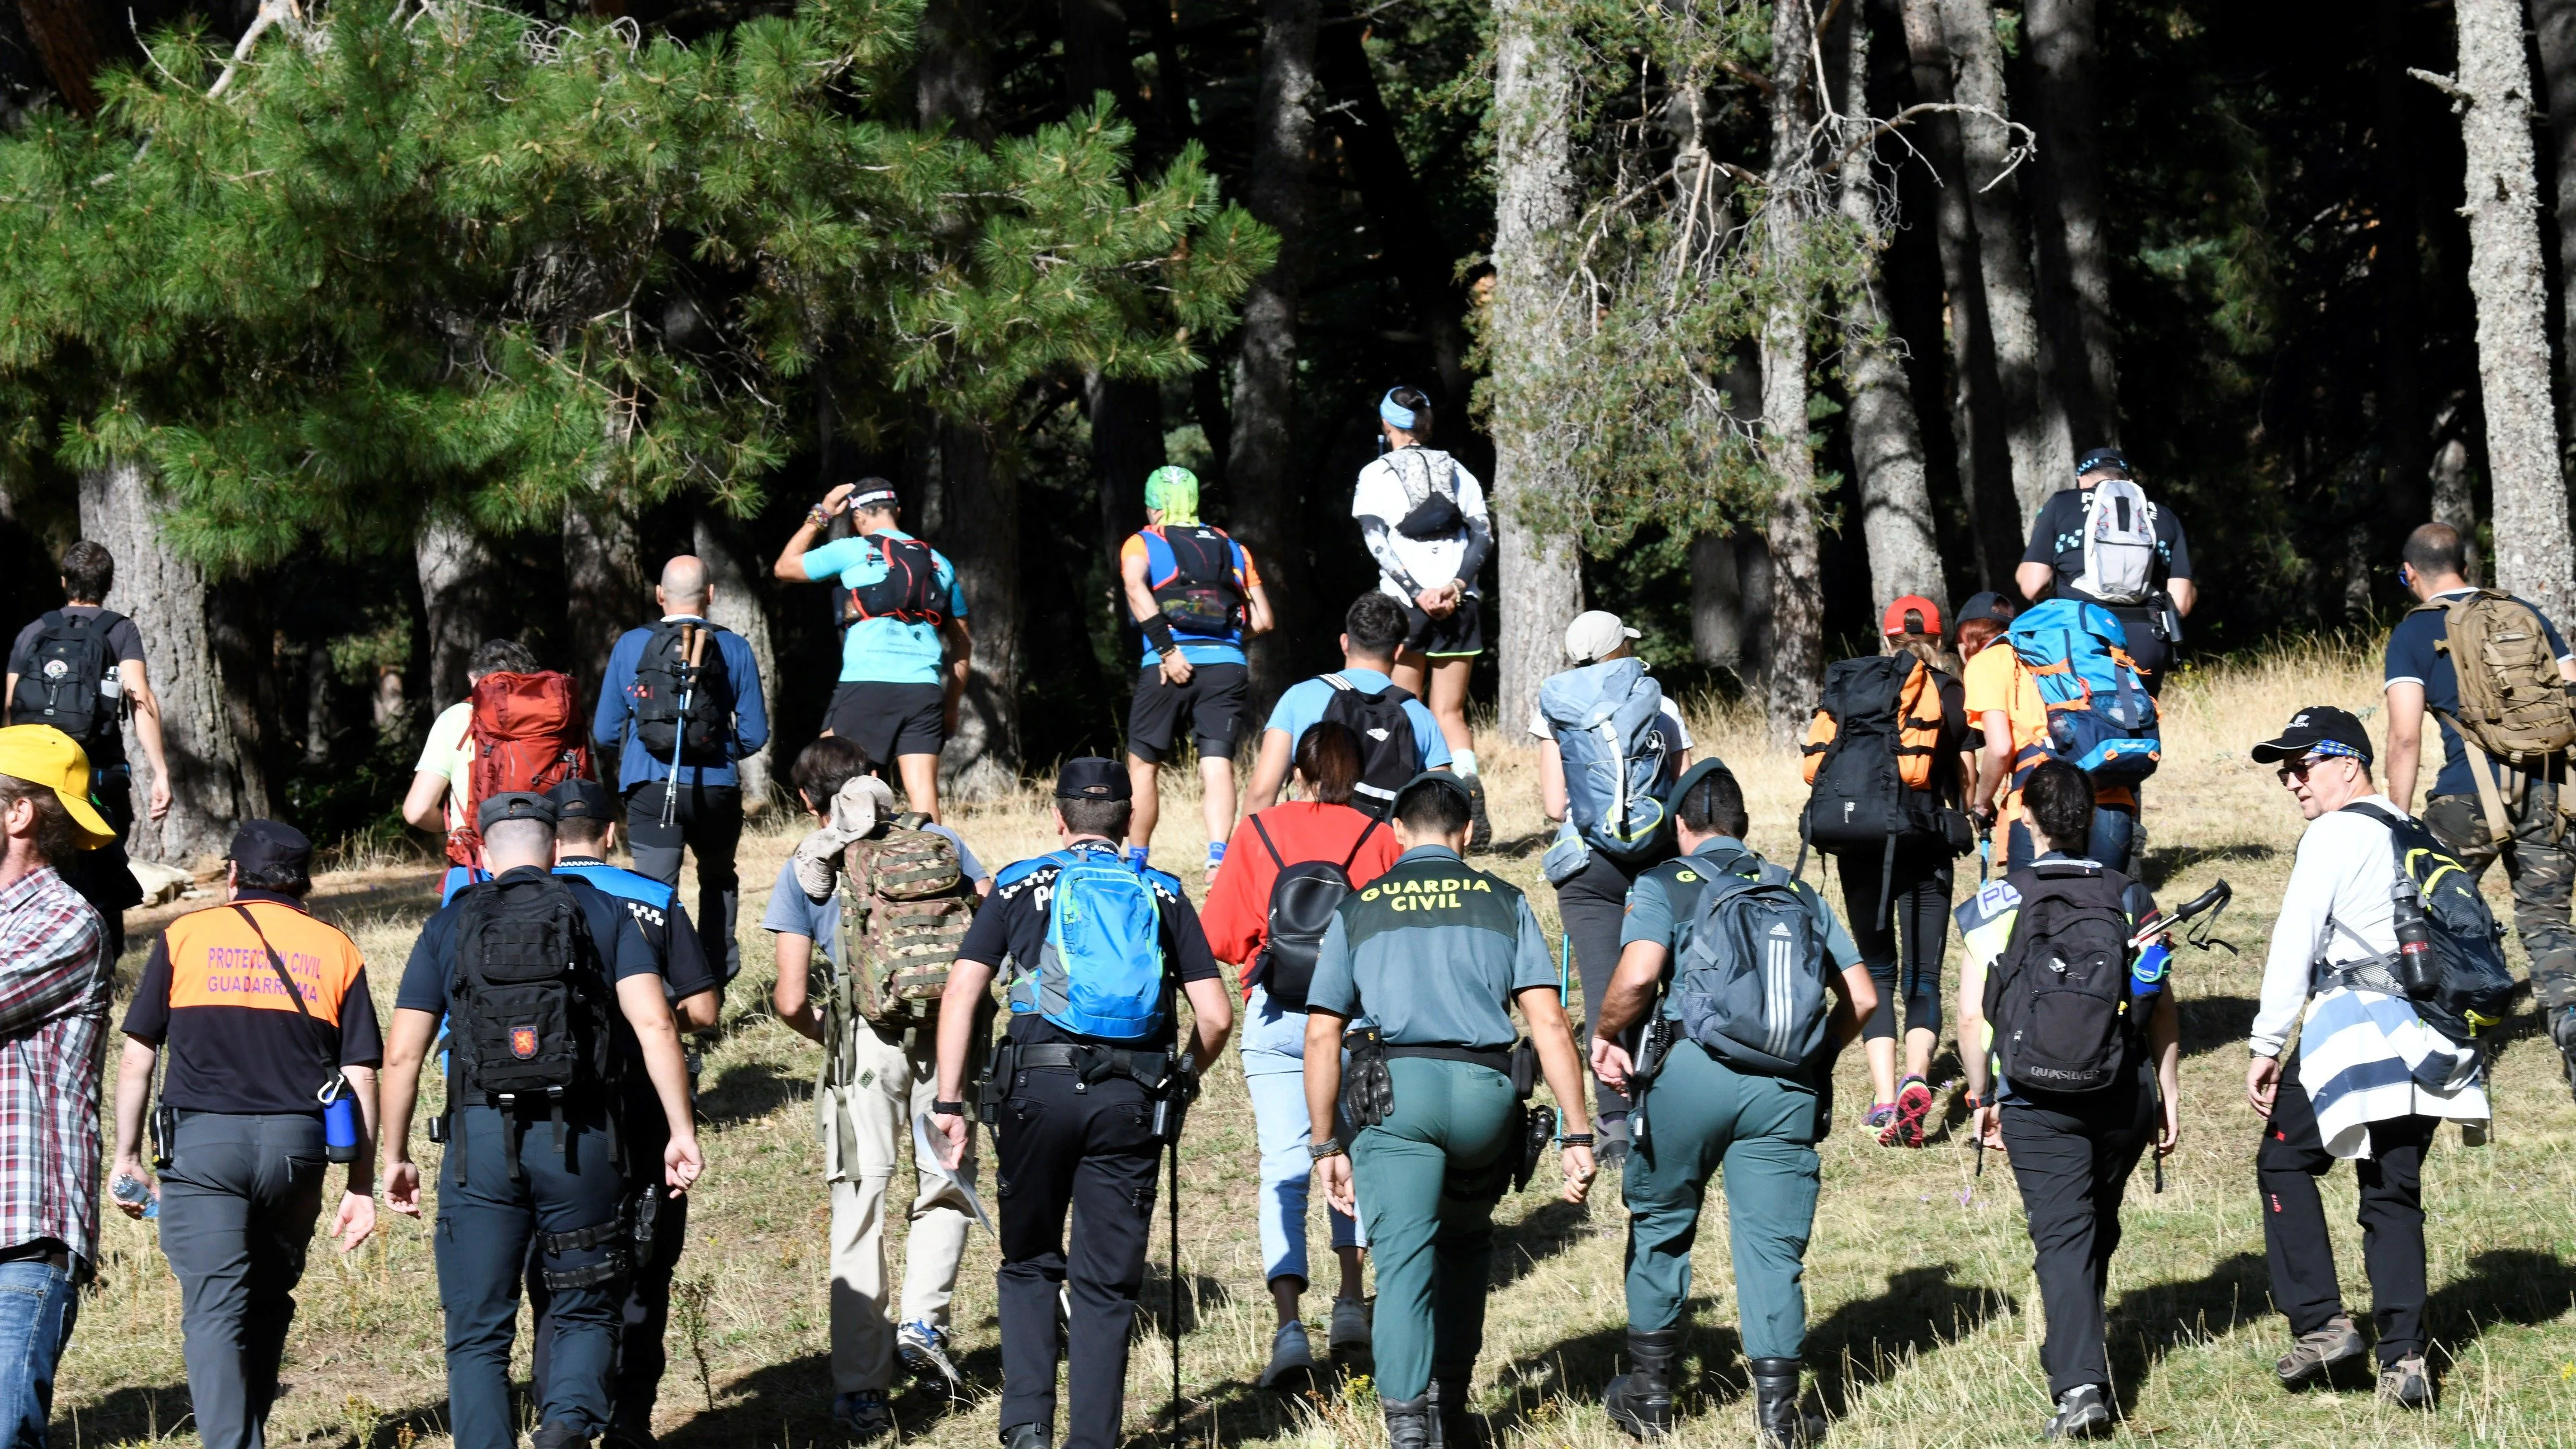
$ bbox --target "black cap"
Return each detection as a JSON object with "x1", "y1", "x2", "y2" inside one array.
[
  {"x1": 1054, "y1": 756, "x2": 1131, "y2": 802},
  {"x1": 1958, "y1": 590, "x2": 2015, "y2": 626},
  {"x1": 1392, "y1": 770, "x2": 1472, "y2": 816},
  {"x1": 2075, "y1": 447, "x2": 2133, "y2": 478},
  {"x1": 546, "y1": 778, "x2": 618, "y2": 821},
  {"x1": 2249, "y1": 705, "x2": 2375, "y2": 765},
  {"x1": 226, "y1": 820, "x2": 312, "y2": 880},
  {"x1": 476, "y1": 790, "x2": 560, "y2": 831}
]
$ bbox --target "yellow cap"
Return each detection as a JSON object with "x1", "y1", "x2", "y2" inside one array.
[{"x1": 0, "y1": 726, "x2": 113, "y2": 849}]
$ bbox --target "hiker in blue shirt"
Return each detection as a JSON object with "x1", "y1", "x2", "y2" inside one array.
[
  {"x1": 591, "y1": 555, "x2": 769, "y2": 984},
  {"x1": 1244, "y1": 592, "x2": 1453, "y2": 816}
]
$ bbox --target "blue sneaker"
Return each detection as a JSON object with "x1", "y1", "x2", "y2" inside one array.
[
  {"x1": 831, "y1": 1390, "x2": 895, "y2": 1441},
  {"x1": 898, "y1": 1318, "x2": 960, "y2": 1387}
]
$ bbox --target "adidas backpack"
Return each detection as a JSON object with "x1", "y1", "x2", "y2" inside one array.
[
  {"x1": 2339, "y1": 802, "x2": 2516, "y2": 1044},
  {"x1": 1002, "y1": 849, "x2": 1171, "y2": 1043},
  {"x1": 1669, "y1": 849, "x2": 1836, "y2": 1075},
  {"x1": 449, "y1": 671, "x2": 594, "y2": 868},
  {"x1": 447, "y1": 872, "x2": 619, "y2": 1116},
  {"x1": 1319, "y1": 675, "x2": 1419, "y2": 814},
  {"x1": 2070, "y1": 479, "x2": 2159, "y2": 606},
  {"x1": 1538, "y1": 657, "x2": 1673, "y2": 863},
  {"x1": 837, "y1": 817, "x2": 977, "y2": 1025},
  {"x1": 17, "y1": 609, "x2": 126, "y2": 747},
  {"x1": 1984, "y1": 862, "x2": 2135, "y2": 1093},
  {"x1": 2007, "y1": 599, "x2": 2162, "y2": 787},
  {"x1": 631, "y1": 621, "x2": 733, "y2": 767}
]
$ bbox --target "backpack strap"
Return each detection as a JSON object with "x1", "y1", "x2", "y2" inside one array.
[
  {"x1": 1250, "y1": 813, "x2": 1287, "y2": 873},
  {"x1": 1338, "y1": 815, "x2": 1381, "y2": 872},
  {"x1": 228, "y1": 904, "x2": 340, "y2": 1101}
]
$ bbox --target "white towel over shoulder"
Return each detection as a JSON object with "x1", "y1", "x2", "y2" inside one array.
[{"x1": 2295, "y1": 985, "x2": 2487, "y2": 1159}]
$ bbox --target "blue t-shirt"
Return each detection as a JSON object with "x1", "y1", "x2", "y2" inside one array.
[
  {"x1": 2384, "y1": 589, "x2": 2575, "y2": 801},
  {"x1": 1125, "y1": 527, "x2": 1257, "y2": 667},
  {"x1": 759, "y1": 823, "x2": 988, "y2": 960},
  {"x1": 591, "y1": 618, "x2": 770, "y2": 791},
  {"x1": 798, "y1": 529, "x2": 970, "y2": 686},
  {"x1": 1262, "y1": 669, "x2": 1453, "y2": 770}
]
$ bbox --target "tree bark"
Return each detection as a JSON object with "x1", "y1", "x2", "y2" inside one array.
[
  {"x1": 1839, "y1": 4, "x2": 1945, "y2": 610},
  {"x1": 416, "y1": 514, "x2": 503, "y2": 712},
  {"x1": 1940, "y1": 0, "x2": 2071, "y2": 529},
  {"x1": 2430, "y1": 390, "x2": 2482, "y2": 577},
  {"x1": 1761, "y1": 0, "x2": 1824, "y2": 746},
  {"x1": 2377, "y1": 0, "x2": 2430, "y2": 527},
  {"x1": 2441, "y1": 0, "x2": 2576, "y2": 624},
  {"x1": 922, "y1": 419, "x2": 1021, "y2": 802},
  {"x1": 78, "y1": 461, "x2": 262, "y2": 865},
  {"x1": 917, "y1": 0, "x2": 992, "y2": 141},
  {"x1": 1229, "y1": 0, "x2": 1322, "y2": 708},
  {"x1": 2023, "y1": 0, "x2": 2118, "y2": 448},
  {"x1": 1690, "y1": 532, "x2": 1775, "y2": 682},
  {"x1": 2532, "y1": 0, "x2": 2576, "y2": 463},
  {"x1": 563, "y1": 500, "x2": 642, "y2": 718},
  {"x1": 12, "y1": 0, "x2": 130, "y2": 114},
  {"x1": 690, "y1": 511, "x2": 779, "y2": 811}
]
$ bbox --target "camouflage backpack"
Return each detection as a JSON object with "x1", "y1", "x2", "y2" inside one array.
[{"x1": 834, "y1": 816, "x2": 974, "y2": 1026}]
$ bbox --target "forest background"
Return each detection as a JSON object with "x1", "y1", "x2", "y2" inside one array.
[{"x1": 0, "y1": 0, "x2": 2565, "y2": 855}]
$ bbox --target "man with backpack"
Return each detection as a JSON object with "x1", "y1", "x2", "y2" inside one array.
[
  {"x1": 1588, "y1": 761, "x2": 1873, "y2": 1447},
  {"x1": 2245, "y1": 705, "x2": 2496, "y2": 1410},
  {"x1": 2015, "y1": 447, "x2": 2195, "y2": 689},
  {"x1": 2381, "y1": 521, "x2": 2576, "y2": 1095},
  {"x1": 1117, "y1": 466, "x2": 1275, "y2": 875},
  {"x1": 592, "y1": 555, "x2": 771, "y2": 983},
  {"x1": 404, "y1": 639, "x2": 595, "y2": 903},
  {"x1": 1243, "y1": 591, "x2": 1452, "y2": 817},
  {"x1": 378, "y1": 792, "x2": 707, "y2": 1449},
  {"x1": 774, "y1": 479, "x2": 973, "y2": 821},
  {"x1": 1952, "y1": 758, "x2": 2180, "y2": 1440},
  {"x1": 926, "y1": 758, "x2": 1234, "y2": 1449},
  {"x1": 765, "y1": 736, "x2": 989, "y2": 1439},
  {"x1": 1532, "y1": 609, "x2": 1692, "y2": 1167}
]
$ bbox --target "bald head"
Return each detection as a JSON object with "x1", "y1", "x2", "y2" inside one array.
[{"x1": 657, "y1": 555, "x2": 711, "y2": 617}]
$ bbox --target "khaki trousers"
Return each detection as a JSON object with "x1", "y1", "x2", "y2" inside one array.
[{"x1": 821, "y1": 1021, "x2": 978, "y2": 1393}]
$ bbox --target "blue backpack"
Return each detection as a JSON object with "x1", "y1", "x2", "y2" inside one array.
[
  {"x1": 1537, "y1": 657, "x2": 1672, "y2": 863},
  {"x1": 2007, "y1": 599, "x2": 2161, "y2": 787},
  {"x1": 1002, "y1": 849, "x2": 1170, "y2": 1042}
]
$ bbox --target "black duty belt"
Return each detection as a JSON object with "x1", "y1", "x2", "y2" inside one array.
[
  {"x1": 1382, "y1": 1043, "x2": 1513, "y2": 1076},
  {"x1": 1013, "y1": 1043, "x2": 1178, "y2": 1092}
]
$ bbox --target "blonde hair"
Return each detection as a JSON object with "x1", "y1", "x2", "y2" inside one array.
[{"x1": 1886, "y1": 633, "x2": 1955, "y2": 674}]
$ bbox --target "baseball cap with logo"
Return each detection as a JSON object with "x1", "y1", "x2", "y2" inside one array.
[
  {"x1": 0, "y1": 725, "x2": 111, "y2": 847},
  {"x1": 1054, "y1": 756, "x2": 1133, "y2": 802},
  {"x1": 2248, "y1": 705, "x2": 2375, "y2": 765},
  {"x1": 1564, "y1": 610, "x2": 1641, "y2": 665}
]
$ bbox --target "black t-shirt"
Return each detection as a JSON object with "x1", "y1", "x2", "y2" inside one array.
[
  {"x1": 396, "y1": 866, "x2": 668, "y2": 1087},
  {"x1": 2021, "y1": 485, "x2": 2193, "y2": 605},
  {"x1": 7, "y1": 605, "x2": 147, "y2": 765},
  {"x1": 957, "y1": 839, "x2": 1220, "y2": 1053}
]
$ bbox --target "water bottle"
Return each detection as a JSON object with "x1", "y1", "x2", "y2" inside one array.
[
  {"x1": 319, "y1": 1077, "x2": 360, "y2": 1164},
  {"x1": 2130, "y1": 938, "x2": 2170, "y2": 1000},
  {"x1": 2391, "y1": 879, "x2": 2437, "y2": 1000}
]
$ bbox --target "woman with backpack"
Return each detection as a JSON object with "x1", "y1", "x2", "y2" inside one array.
[{"x1": 1200, "y1": 722, "x2": 1404, "y2": 1388}]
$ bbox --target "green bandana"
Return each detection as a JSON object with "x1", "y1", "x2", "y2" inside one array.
[{"x1": 1144, "y1": 465, "x2": 1200, "y2": 525}]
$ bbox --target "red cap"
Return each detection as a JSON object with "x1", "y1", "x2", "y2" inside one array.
[{"x1": 1881, "y1": 595, "x2": 1943, "y2": 638}]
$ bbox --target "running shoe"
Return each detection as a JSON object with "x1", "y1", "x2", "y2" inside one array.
[
  {"x1": 898, "y1": 1318, "x2": 961, "y2": 1387},
  {"x1": 830, "y1": 1391, "x2": 896, "y2": 1442},
  {"x1": 1882, "y1": 1075, "x2": 1934, "y2": 1148},
  {"x1": 2378, "y1": 1353, "x2": 2433, "y2": 1409},
  {"x1": 1863, "y1": 1101, "x2": 1896, "y2": 1132}
]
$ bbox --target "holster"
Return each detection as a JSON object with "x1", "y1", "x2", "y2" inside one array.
[
  {"x1": 1514, "y1": 1102, "x2": 1558, "y2": 1194},
  {"x1": 976, "y1": 1039, "x2": 1017, "y2": 1126},
  {"x1": 1629, "y1": 1016, "x2": 1678, "y2": 1150},
  {"x1": 538, "y1": 1216, "x2": 632, "y2": 1291},
  {"x1": 631, "y1": 1178, "x2": 662, "y2": 1252},
  {"x1": 150, "y1": 1101, "x2": 176, "y2": 1171},
  {"x1": 1341, "y1": 1025, "x2": 1395, "y2": 1129}
]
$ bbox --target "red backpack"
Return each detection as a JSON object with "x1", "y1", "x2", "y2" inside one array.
[{"x1": 446, "y1": 670, "x2": 593, "y2": 866}]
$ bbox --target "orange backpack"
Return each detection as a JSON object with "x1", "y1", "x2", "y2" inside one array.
[
  {"x1": 1801, "y1": 656, "x2": 1945, "y2": 792},
  {"x1": 446, "y1": 670, "x2": 594, "y2": 867}
]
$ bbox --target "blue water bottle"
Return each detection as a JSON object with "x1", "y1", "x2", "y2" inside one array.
[{"x1": 319, "y1": 1076, "x2": 360, "y2": 1164}]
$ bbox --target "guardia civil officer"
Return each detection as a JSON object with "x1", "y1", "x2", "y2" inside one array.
[
  {"x1": 929, "y1": 759, "x2": 1235, "y2": 1449},
  {"x1": 1588, "y1": 762, "x2": 1877, "y2": 1447},
  {"x1": 379, "y1": 792, "x2": 707, "y2": 1449},
  {"x1": 525, "y1": 779, "x2": 723, "y2": 1449},
  {"x1": 1303, "y1": 772, "x2": 1598, "y2": 1449}
]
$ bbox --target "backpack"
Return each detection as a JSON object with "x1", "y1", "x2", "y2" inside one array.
[
  {"x1": 1539, "y1": 658, "x2": 1673, "y2": 863},
  {"x1": 2411, "y1": 590, "x2": 2576, "y2": 836},
  {"x1": 2007, "y1": 599, "x2": 2161, "y2": 787},
  {"x1": 2068, "y1": 480, "x2": 2159, "y2": 605},
  {"x1": 448, "y1": 670, "x2": 594, "y2": 868},
  {"x1": 1669, "y1": 849, "x2": 1836, "y2": 1075},
  {"x1": 2338, "y1": 802, "x2": 2516, "y2": 1044},
  {"x1": 1385, "y1": 448, "x2": 1466, "y2": 538},
  {"x1": 1983, "y1": 863, "x2": 2135, "y2": 1094},
  {"x1": 1319, "y1": 675, "x2": 1419, "y2": 813},
  {"x1": 1145, "y1": 526, "x2": 1245, "y2": 638},
  {"x1": 446, "y1": 873, "x2": 619, "y2": 1127},
  {"x1": 1002, "y1": 850, "x2": 1170, "y2": 1043},
  {"x1": 1246, "y1": 812, "x2": 1380, "y2": 1012},
  {"x1": 631, "y1": 620, "x2": 733, "y2": 767},
  {"x1": 837, "y1": 817, "x2": 977, "y2": 1025},
  {"x1": 1799, "y1": 654, "x2": 1945, "y2": 856},
  {"x1": 841, "y1": 534, "x2": 947, "y2": 628},
  {"x1": 17, "y1": 609, "x2": 126, "y2": 746}
]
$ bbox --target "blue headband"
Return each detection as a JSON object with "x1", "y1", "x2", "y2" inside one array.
[{"x1": 1379, "y1": 389, "x2": 1418, "y2": 431}]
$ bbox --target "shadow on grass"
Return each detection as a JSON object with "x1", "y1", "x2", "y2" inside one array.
[
  {"x1": 2136, "y1": 841, "x2": 2277, "y2": 891},
  {"x1": 1809, "y1": 1263, "x2": 2016, "y2": 1415},
  {"x1": 2105, "y1": 1249, "x2": 2269, "y2": 1411},
  {"x1": 660, "y1": 1346, "x2": 996, "y2": 1448},
  {"x1": 59, "y1": 1384, "x2": 452, "y2": 1449},
  {"x1": 2177, "y1": 993, "x2": 2258, "y2": 1060},
  {"x1": 2426, "y1": 1248, "x2": 2576, "y2": 1371},
  {"x1": 1489, "y1": 1197, "x2": 1598, "y2": 1291},
  {"x1": 695, "y1": 1059, "x2": 804, "y2": 1125}
]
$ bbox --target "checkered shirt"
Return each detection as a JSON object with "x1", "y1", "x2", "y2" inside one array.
[{"x1": 0, "y1": 864, "x2": 109, "y2": 1265}]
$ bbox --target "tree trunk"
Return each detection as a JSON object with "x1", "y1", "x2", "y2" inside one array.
[
  {"x1": 1691, "y1": 532, "x2": 1742, "y2": 670},
  {"x1": 1487, "y1": 0, "x2": 1587, "y2": 737},
  {"x1": 416, "y1": 515, "x2": 502, "y2": 711},
  {"x1": 690, "y1": 511, "x2": 779, "y2": 811},
  {"x1": 2023, "y1": 0, "x2": 2118, "y2": 447},
  {"x1": 917, "y1": 0, "x2": 992, "y2": 141},
  {"x1": 1761, "y1": 0, "x2": 1824, "y2": 746},
  {"x1": 2378, "y1": 0, "x2": 2430, "y2": 527},
  {"x1": 2532, "y1": 0, "x2": 2576, "y2": 463},
  {"x1": 13, "y1": 0, "x2": 129, "y2": 113},
  {"x1": 1941, "y1": 0, "x2": 2071, "y2": 529},
  {"x1": 923, "y1": 420, "x2": 1021, "y2": 802},
  {"x1": 1896, "y1": 0, "x2": 2022, "y2": 586},
  {"x1": 1230, "y1": 0, "x2": 1322, "y2": 708},
  {"x1": 2444, "y1": 0, "x2": 2576, "y2": 624},
  {"x1": 563, "y1": 500, "x2": 642, "y2": 717},
  {"x1": 78, "y1": 460, "x2": 261, "y2": 865},
  {"x1": 1839, "y1": 5, "x2": 1945, "y2": 610},
  {"x1": 2431, "y1": 390, "x2": 2482, "y2": 577}
]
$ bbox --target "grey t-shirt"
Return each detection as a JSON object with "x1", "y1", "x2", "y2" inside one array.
[{"x1": 760, "y1": 822, "x2": 987, "y2": 958}]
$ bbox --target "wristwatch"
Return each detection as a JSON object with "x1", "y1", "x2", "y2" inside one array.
[
  {"x1": 1309, "y1": 1136, "x2": 1346, "y2": 1161},
  {"x1": 932, "y1": 1100, "x2": 966, "y2": 1117}
]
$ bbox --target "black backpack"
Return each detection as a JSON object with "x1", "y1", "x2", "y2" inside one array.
[
  {"x1": 1800, "y1": 656, "x2": 1943, "y2": 851},
  {"x1": 1985, "y1": 863, "x2": 2135, "y2": 1095},
  {"x1": 1148, "y1": 525, "x2": 1245, "y2": 637},
  {"x1": 1320, "y1": 675, "x2": 1420, "y2": 815},
  {"x1": 2338, "y1": 802, "x2": 2517, "y2": 1044},
  {"x1": 448, "y1": 873, "x2": 620, "y2": 1139},
  {"x1": 841, "y1": 535, "x2": 946, "y2": 627},
  {"x1": 1247, "y1": 812, "x2": 1380, "y2": 1011},
  {"x1": 631, "y1": 620, "x2": 733, "y2": 766},
  {"x1": 17, "y1": 609, "x2": 125, "y2": 745}
]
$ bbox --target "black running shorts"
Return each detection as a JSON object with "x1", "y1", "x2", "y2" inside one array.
[
  {"x1": 1401, "y1": 597, "x2": 1484, "y2": 659},
  {"x1": 1125, "y1": 662, "x2": 1251, "y2": 764},
  {"x1": 825, "y1": 681, "x2": 946, "y2": 764}
]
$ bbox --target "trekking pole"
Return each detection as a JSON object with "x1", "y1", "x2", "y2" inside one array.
[
  {"x1": 661, "y1": 624, "x2": 703, "y2": 830},
  {"x1": 1169, "y1": 1126, "x2": 1182, "y2": 1447}
]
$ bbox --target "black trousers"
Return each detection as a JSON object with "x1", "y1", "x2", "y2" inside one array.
[
  {"x1": 527, "y1": 1117, "x2": 687, "y2": 1433},
  {"x1": 2001, "y1": 1078, "x2": 2154, "y2": 1398},
  {"x1": 2257, "y1": 1072, "x2": 2433, "y2": 1366},
  {"x1": 623, "y1": 780, "x2": 743, "y2": 983},
  {"x1": 1556, "y1": 851, "x2": 1644, "y2": 1115},
  {"x1": 1835, "y1": 841, "x2": 1952, "y2": 1044},
  {"x1": 993, "y1": 1065, "x2": 1162, "y2": 1449}
]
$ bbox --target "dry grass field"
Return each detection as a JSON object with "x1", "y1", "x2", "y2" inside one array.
[{"x1": 53, "y1": 640, "x2": 2576, "y2": 1447}]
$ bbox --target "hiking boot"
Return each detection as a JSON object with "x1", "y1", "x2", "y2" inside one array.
[
  {"x1": 830, "y1": 1390, "x2": 896, "y2": 1442},
  {"x1": 1432, "y1": 1368, "x2": 1477, "y2": 1447},
  {"x1": 999, "y1": 1424, "x2": 1050, "y2": 1449},
  {"x1": 2275, "y1": 1311, "x2": 2363, "y2": 1388},
  {"x1": 1863, "y1": 1101, "x2": 1896, "y2": 1133},
  {"x1": 2039, "y1": 1384, "x2": 2111, "y2": 1439},
  {"x1": 1466, "y1": 776, "x2": 1493, "y2": 852},
  {"x1": 1601, "y1": 1327, "x2": 1678, "y2": 1439},
  {"x1": 1258, "y1": 1320, "x2": 1319, "y2": 1389},
  {"x1": 898, "y1": 1318, "x2": 961, "y2": 1388},
  {"x1": 1381, "y1": 1393, "x2": 1436, "y2": 1449},
  {"x1": 1597, "y1": 1112, "x2": 1632, "y2": 1169},
  {"x1": 2553, "y1": 1008, "x2": 2576, "y2": 1104},
  {"x1": 1881, "y1": 1076, "x2": 1933, "y2": 1148},
  {"x1": 1750, "y1": 1357, "x2": 1824, "y2": 1448},
  {"x1": 528, "y1": 1424, "x2": 591, "y2": 1449},
  {"x1": 2378, "y1": 1353, "x2": 2433, "y2": 1409},
  {"x1": 1329, "y1": 1295, "x2": 1372, "y2": 1358}
]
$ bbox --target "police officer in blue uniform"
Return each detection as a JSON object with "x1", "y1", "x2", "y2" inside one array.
[
  {"x1": 927, "y1": 759, "x2": 1235, "y2": 1449},
  {"x1": 523, "y1": 779, "x2": 723, "y2": 1449}
]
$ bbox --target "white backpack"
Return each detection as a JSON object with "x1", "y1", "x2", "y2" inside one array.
[{"x1": 2071, "y1": 479, "x2": 2158, "y2": 605}]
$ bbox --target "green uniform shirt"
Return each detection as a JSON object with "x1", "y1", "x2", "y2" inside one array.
[
  {"x1": 1308, "y1": 845, "x2": 1556, "y2": 1047},
  {"x1": 1620, "y1": 836, "x2": 1863, "y2": 1016}
]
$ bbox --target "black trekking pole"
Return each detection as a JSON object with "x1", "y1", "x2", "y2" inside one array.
[
  {"x1": 660, "y1": 624, "x2": 703, "y2": 830},
  {"x1": 1169, "y1": 1124, "x2": 1181, "y2": 1447}
]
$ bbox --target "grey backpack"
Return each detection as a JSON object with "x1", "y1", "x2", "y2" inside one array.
[{"x1": 1670, "y1": 850, "x2": 1834, "y2": 1075}]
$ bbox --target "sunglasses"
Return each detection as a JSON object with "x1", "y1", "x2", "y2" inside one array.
[{"x1": 2274, "y1": 754, "x2": 2351, "y2": 783}]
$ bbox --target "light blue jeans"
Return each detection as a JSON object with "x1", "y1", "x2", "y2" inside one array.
[
  {"x1": 0, "y1": 1254, "x2": 79, "y2": 1448},
  {"x1": 1240, "y1": 984, "x2": 1364, "y2": 1286}
]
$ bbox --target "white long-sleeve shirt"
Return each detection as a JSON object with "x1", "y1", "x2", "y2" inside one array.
[{"x1": 2252, "y1": 794, "x2": 2404, "y2": 1059}]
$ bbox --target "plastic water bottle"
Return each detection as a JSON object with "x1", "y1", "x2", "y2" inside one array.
[
  {"x1": 2391, "y1": 880, "x2": 2437, "y2": 1000},
  {"x1": 2131, "y1": 939, "x2": 2170, "y2": 999}
]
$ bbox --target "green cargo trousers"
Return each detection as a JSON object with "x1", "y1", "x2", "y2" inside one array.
[
  {"x1": 1622, "y1": 1039, "x2": 1823, "y2": 1360},
  {"x1": 2426, "y1": 783, "x2": 2576, "y2": 1014},
  {"x1": 1348, "y1": 1056, "x2": 1519, "y2": 1401}
]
